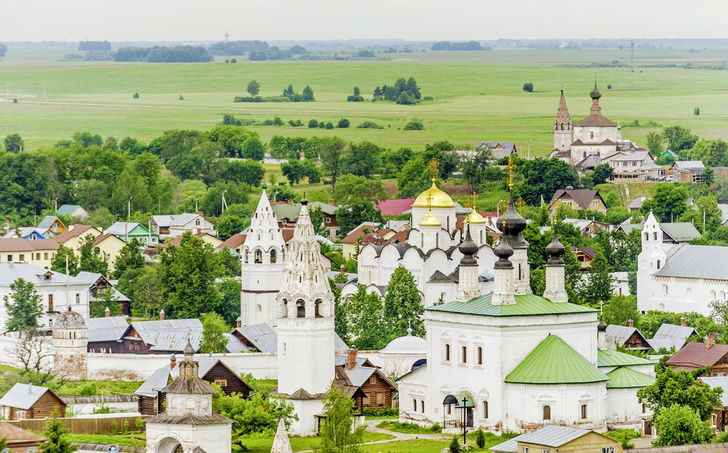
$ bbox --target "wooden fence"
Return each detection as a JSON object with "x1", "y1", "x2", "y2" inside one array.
[{"x1": 5, "y1": 415, "x2": 144, "y2": 435}]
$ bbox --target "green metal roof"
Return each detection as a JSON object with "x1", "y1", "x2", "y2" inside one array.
[
  {"x1": 606, "y1": 367, "x2": 655, "y2": 389},
  {"x1": 396, "y1": 363, "x2": 426, "y2": 382},
  {"x1": 597, "y1": 349, "x2": 657, "y2": 368},
  {"x1": 426, "y1": 293, "x2": 597, "y2": 318},
  {"x1": 505, "y1": 335, "x2": 608, "y2": 385}
]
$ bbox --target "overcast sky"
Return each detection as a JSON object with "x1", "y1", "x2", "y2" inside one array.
[{"x1": 3, "y1": 0, "x2": 727, "y2": 42}]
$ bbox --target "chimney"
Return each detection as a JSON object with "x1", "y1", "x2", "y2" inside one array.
[
  {"x1": 347, "y1": 348, "x2": 358, "y2": 370},
  {"x1": 236, "y1": 319, "x2": 242, "y2": 328},
  {"x1": 170, "y1": 353, "x2": 177, "y2": 369},
  {"x1": 680, "y1": 316, "x2": 686, "y2": 327},
  {"x1": 707, "y1": 333, "x2": 715, "y2": 349},
  {"x1": 104, "y1": 307, "x2": 110, "y2": 318},
  {"x1": 339, "y1": 265, "x2": 346, "y2": 275},
  {"x1": 628, "y1": 319, "x2": 634, "y2": 328},
  {"x1": 328, "y1": 199, "x2": 335, "y2": 206},
  {"x1": 159, "y1": 309, "x2": 165, "y2": 321}
]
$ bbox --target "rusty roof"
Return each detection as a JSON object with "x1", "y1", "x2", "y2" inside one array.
[
  {"x1": 664, "y1": 341, "x2": 728, "y2": 370},
  {"x1": 574, "y1": 114, "x2": 617, "y2": 128}
]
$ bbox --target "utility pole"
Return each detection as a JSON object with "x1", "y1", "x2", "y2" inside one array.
[{"x1": 128, "y1": 197, "x2": 133, "y2": 219}]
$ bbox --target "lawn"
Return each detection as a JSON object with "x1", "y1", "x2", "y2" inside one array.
[
  {"x1": 67, "y1": 432, "x2": 146, "y2": 448},
  {"x1": 238, "y1": 430, "x2": 395, "y2": 452},
  {"x1": 2, "y1": 45, "x2": 728, "y2": 154}
]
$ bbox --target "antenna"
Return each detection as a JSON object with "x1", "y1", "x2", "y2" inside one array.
[
  {"x1": 631, "y1": 39, "x2": 635, "y2": 73},
  {"x1": 224, "y1": 31, "x2": 230, "y2": 42}
]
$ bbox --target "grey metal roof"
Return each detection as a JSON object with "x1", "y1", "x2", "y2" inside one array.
[
  {"x1": 0, "y1": 263, "x2": 85, "y2": 287},
  {"x1": 656, "y1": 244, "x2": 728, "y2": 280},
  {"x1": 152, "y1": 213, "x2": 199, "y2": 227},
  {"x1": 491, "y1": 425, "x2": 591, "y2": 452},
  {"x1": 0, "y1": 383, "x2": 52, "y2": 410},
  {"x1": 605, "y1": 325, "x2": 645, "y2": 348},
  {"x1": 224, "y1": 333, "x2": 249, "y2": 353},
  {"x1": 87, "y1": 316, "x2": 129, "y2": 342},
  {"x1": 648, "y1": 323, "x2": 697, "y2": 351},
  {"x1": 134, "y1": 357, "x2": 239, "y2": 398},
  {"x1": 234, "y1": 323, "x2": 278, "y2": 353},
  {"x1": 130, "y1": 319, "x2": 203, "y2": 352},
  {"x1": 700, "y1": 377, "x2": 728, "y2": 407},
  {"x1": 106, "y1": 222, "x2": 143, "y2": 236}
]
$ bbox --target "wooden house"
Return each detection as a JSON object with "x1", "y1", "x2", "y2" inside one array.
[
  {"x1": 700, "y1": 377, "x2": 728, "y2": 432},
  {"x1": 0, "y1": 384, "x2": 66, "y2": 420},
  {"x1": 664, "y1": 334, "x2": 728, "y2": 375},
  {"x1": 86, "y1": 318, "x2": 202, "y2": 354},
  {"x1": 605, "y1": 323, "x2": 651, "y2": 352},
  {"x1": 492, "y1": 425, "x2": 622, "y2": 453},
  {"x1": 134, "y1": 356, "x2": 252, "y2": 415},
  {"x1": 548, "y1": 188, "x2": 607, "y2": 214},
  {"x1": 0, "y1": 421, "x2": 47, "y2": 452},
  {"x1": 336, "y1": 350, "x2": 397, "y2": 409}
]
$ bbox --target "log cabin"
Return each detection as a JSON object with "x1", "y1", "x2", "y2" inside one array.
[
  {"x1": 0, "y1": 384, "x2": 66, "y2": 420},
  {"x1": 336, "y1": 349, "x2": 397, "y2": 409}
]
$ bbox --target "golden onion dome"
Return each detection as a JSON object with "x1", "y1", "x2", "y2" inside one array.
[
  {"x1": 412, "y1": 181, "x2": 456, "y2": 208},
  {"x1": 419, "y1": 213, "x2": 442, "y2": 227},
  {"x1": 464, "y1": 210, "x2": 486, "y2": 224}
]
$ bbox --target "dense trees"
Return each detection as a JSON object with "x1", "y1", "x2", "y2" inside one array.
[
  {"x1": 246, "y1": 80, "x2": 261, "y2": 96},
  {"x1": 317, "y1": 384, "x2": 365, "y2": 452},
  {"x1": 432, "y1": 41, "x2": 489, "y2": 51},
  {"x1": 4, "y1": 279, "x2": 43, "y2": 332},
  {"x1": 4, "y1": 133, "x2": 24, "y2": 152},
  {"x1": 518, "y1": 158, "x2": 577, "y2": 206},
  {"x1": 199, "y1": 312, "x2": 230, "y2": 353},
  {"x1": 115, "y1": 46, "x2": 212, "y2": 63},
  {"x1": 372, "y1": 77, "x2": 421, "y2": 103}
]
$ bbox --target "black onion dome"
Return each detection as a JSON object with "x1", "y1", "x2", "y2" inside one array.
[
  {"x1": 545, "y1": 228, "x2": 566, "y2": 265},
  {"x1": 496, "y1": 196, "x2": 528, "y2": 249},
  {"x1": 590, "y1": 83, "x2": 602, "y2": 100},
  {"x1": 300, "y1": 197, "x2": 308, "y2": 206},
  {"x1": 493, "y1": 237, "x2": 514, "y2": 269},
  {"x1": 598, "y1": 319, "x2": 608, "y2": 332},
  {"x1": 459, "y1": 227, "x2": 478, "y2": 265}
]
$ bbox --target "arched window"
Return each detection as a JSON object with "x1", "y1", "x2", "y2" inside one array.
[
  {"x1": 483, "y1": 401, "x2": 489, "y2": 418},
  {"x1": 644, "y1": 232, "x2": 649, "y2": 241},
  {"x1": 243, "y1": 248, "x2": 249, "y2": 263},
  {"x1": 413, "y1": 399, "x2": 417, "y2": 412},
  {"x1": 721, "y1": 291, "x2": 726, "y2": 300},
  {"x1": 420, "y1": 400, "x2": 425, "y2": 413},
  {"x1": 711, "y1": 290, "x2": 717, "y2": 300},
  {"x1": 581, "y1": 404, "x2": 587, "y2": 420},
  {"x1": 270, "y1": 249, "x2": 277, "y2": 263},
  {"x1": 281, "y1": 299, "x2": 288, "y2": 318},
  {"x1": 657, "y1": 260, "x2": 661, "y2": 270},
  {"x1": 296, "y1": 299, "x2": 306, "y2": 318},
  {"x1": 543, "y1": 405, "x2": 551, "y2": 421},
  {"x1": 315, "y1": 299, "x2": 323, "y2": 318},
  {"x1": 590, "y1": 132, "x2": 594, "y2": 139},
  {"x1": 653, "y1": 232, "x2": 658, "y2": 241},
  {"x1": 686, "y1": 287, "x2": 693, "y2": 300},
  {"x1": 257, "y1": 304, "x2": 262, "y2": 312},
  {"x1": 254, "y1": 249, "x2": 262, "y2": 264},
  {"x1": 477, "y1": 347, "x2": 483, "y2": 366},
  {"x1": 662, "y1": 284, "x2": 669, "y2": 296}
]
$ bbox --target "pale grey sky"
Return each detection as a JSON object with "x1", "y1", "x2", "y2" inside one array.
[{"x1": 2, "y1": 0, "x2": 727, "y2": 42}]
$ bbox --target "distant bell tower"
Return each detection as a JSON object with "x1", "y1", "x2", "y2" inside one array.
[
  {"x1": 554, "y1": 89, "x2": 573, "y2": 151},
  {"x1": 240, "y1": 186, "x2": 286, "y2": 328},
  {"x1": 276, "y1": 196, "x2": 335, "y2": 436},
  {"x1": 637, "y1": 211, "x2": 666, "y2": 308}
]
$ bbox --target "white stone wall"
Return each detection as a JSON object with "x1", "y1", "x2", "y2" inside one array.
[
  {"x1": 240, "y1": 263, "x2": 286, "y2": 327},
  {"x1": 606, "y1": 387, "x2": 650, "y2": 427},
  {"x1": 511, "y1": 249, "x2": 531, "y2": 295},
  {"x1": 146, "y1": 422, "x2": 231, "y2": 453},
  {"x1": 411, "y1": 206, "x2": 456, "y2": 233},
  {"x1": 288, "y1": 399, "x2": 324, "y2": 436},
  {"x1": 574, "y1": 126, "x2": 618, "y2": 146}
]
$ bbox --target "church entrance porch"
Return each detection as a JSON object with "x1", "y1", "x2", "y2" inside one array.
[
  {"x1": 154, "y1": 437, "x2": 184, "y2": 453},
  {"x1": 442, "y1": 394, "x2": 474, "y2": 430}
]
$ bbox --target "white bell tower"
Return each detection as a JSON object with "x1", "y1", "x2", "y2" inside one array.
[
  {"x1": 637, "y1": 211, "x2": 666, "y2": 310},
  {"x1": 240, "y1": 187, "x2": 286, "y2": 328},
  {"x1": 276, "y1": 197, "x2": 335, "y2": 436}
]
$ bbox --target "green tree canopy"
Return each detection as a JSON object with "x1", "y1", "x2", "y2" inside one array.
[
  {"x1": 653, "y1": 404, "x2": 713, "y2": 447},
  {"x1": 199, "y1": 312, "x2": 230, "y2": 353},
  {"x1": 4, "y1": 278, "x2": 43, "y2": 331},
  {"x1": 638, "y1": 366, "x2": 722, "y2": 422},
  {"x1": 347, "y1": 286, "x2": 384, "y2": 350},
  {"x1": 112, "y1": 239, "x2": 145, "y2": 279},
  {"x1": 316, "y1": 384, "x2": 364, "y2": 453},
  {"x1": 40, "y1": 416, "x2": 78, "y2": 453},
  {"x1": 4, "y1": 133, "x2": 24, "y2": 153},
  {"x1": 332, "y1": 174, "x2": 385, "y2": 204},
  {"x1": 50, "y1": 244, "x2": 80, "y2": 276},
  {"x1": 336, "y1": 200, "x2": 383, "y2": 238},
  {"x1": 78, "y1": 234, "x2": 109, "y2": 275},
  {"x1": 383, "y1": 267, "x2": 424, "y2": 339},
  {"x1": 603, "y1": 295, "x2": 639, "y2": 326},
  {"x1": 246, "y1": 80, "x2": 260, "y2": 96}
]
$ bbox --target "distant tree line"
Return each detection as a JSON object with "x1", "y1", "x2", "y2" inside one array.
[
  {"x1": 0, "y1": 44, "x2": 7, "y2": 57},
  {"x1": 115, "y1": 46, "x2": 212, "y2": 63},
  {"x1": 78, "y1": 41, "x2": 111, "y2": 52},
  {"x1": 431, "y1": 41, "x2": 491, "y2": 51},
  {"x1": 248, "y1": 45, "x2": 307, "y2": 61},
  {"x1": 372, "y1": 77, "x2": 421, "y2": 104},
  {"x1": 208, "y1": 40, "x2": 269, "y2": 55}
]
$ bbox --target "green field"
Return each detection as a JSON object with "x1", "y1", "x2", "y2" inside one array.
[{"x1": 2, "y1": 45, "x2": 728, "y2": 154}]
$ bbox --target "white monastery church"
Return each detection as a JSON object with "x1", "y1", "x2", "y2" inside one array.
[{"x1": 398, "y1": 190, "x2": 655, "y2": 432}]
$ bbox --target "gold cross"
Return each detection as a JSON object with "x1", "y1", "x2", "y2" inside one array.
[
  {"x1": 499, "y1": 199, "x2": 508, "y2": 214},
  {"x1": 471, "y1": 192, "x2": 478, "y2": 210},
  {"x1": 507, "y1": 154, "x2": 516, "y2": 190},
  {"x1": 516, "y1": 197, "x2": 526, "y2": 209},
  {"x1": 428, "y1": 158, "x2": 439, "y2": 183}
]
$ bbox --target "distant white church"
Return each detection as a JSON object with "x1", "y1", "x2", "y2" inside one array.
[
  {"x1": 637, "y1": 211, "x2": 728, "y2": 316},
  {"x1": 398, "y1": 191, "x2": 655, "y2": 432}
]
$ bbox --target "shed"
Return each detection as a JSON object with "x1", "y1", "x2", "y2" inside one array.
[
  {"x1": 491, "y1": 425, "x2": 622, "y2": 453},
  {"x1": 0, "y1": 384, "x2": 66, "y2": 420}
]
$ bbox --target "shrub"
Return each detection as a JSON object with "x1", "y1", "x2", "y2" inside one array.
[
  {"x1": 607, "y1": 84, "x2": 613, "y2": 89},
  {"x1": 132, "y1": 92, "x2": 139, "y2": 98},
  {"x1": 522, "y1": 83, "x2": 533, "y2": 92},
  {"x1": 325, "y1": 122, "x2": 334, "y2": 129},
  {"x1": 423, "y1": 96, "x2": 434, "y2": 101},
  {"x1": 337, "y1": 118, "x2": 350, "y2": 128},
  {"x1": 431, "y1": 423, "x2": 443, "y2": 433},
  {"x1": 110, "y1": 420, "x2": 118, "y2": 434},
  {"x1": 404, "y1": 120, "x2": 424, "y2": 130},
  {"x1": 695, "y1": 107, "x2": 701, "y2": 116},
  {"x1": 319, "y1": 121, "x2": 326, "y2": 129},
  {"x1": 231, "y1": 58, "x2": 237, "y2": 63},
  {"x1": 450, "y1": 436, "x2": 461, "y2": 453},
  {"x1": 396, "y1": 92, "x2": 416, "y2": 105},
  {"x1": 476, "y1": 428, "x2": 486, "y2": 448},
  {"x1": 178, "y1": 95, "x2": 184, "y2": 100},
  {"x1": 273, "y1": 116, "x2": 283, "y2": 126},
  {"x1": 357, "y1": 121, "x2": 384, "y2": 129},
  {"x1": 308, "y1": 119, "x2": 319, "y2": 128},
  {"x1": 261, "y1": 119, "x2": 274, "y2": 126},
  {"x1": 362, "y1": 407, "x2": 398, "y2": 417},
  {"x1": 123, "y1": 419, "x2": 129, "y2": 434},
  {"x1": 288, "y1": 119, "x2": 303, "y2": 127}
]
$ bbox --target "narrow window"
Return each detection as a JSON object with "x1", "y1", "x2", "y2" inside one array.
[
  {"x1": 477, "y1": 347, "x2": 483, "y2": 365},
  {"x1": 543, "y1": 405, "x2": 551, "y2": 421},
  {"x1": 48, "y1": 294, "x2": 54, "y2": 311},
  {"x1": 445, "y1": 344, "x2": 451, "y2": 362},
  {"x1": 420, "y1": 400, "x2": 425, "y2": 413},
  {"x1": 462, "y1": 346, "x2": 467, "y2": 364},
  {"x1": 254, "y1": 249, "x2": 262, "y2": 264},
  {"x1": 413, "y1": 399, "x2": 417, "y2": 412},
  {"x1": 657, "y1": 260, "x2": 661, "y2": 269},
  {"x1": 581, "y1": 404, "x2": 587, "y2": 420},
  {"x1": 483, "y1": 401, "x2": 489, "y2": 418}
]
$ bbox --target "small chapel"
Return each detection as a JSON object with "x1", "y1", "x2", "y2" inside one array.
[{"x1": 397, "y1": 183, "x2": 654, "y2": 432}]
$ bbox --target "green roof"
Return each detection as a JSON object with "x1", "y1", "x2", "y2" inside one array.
[
  {"x1": 427, "y1": 293, "x2": 597, "y2": 318},
  {"x1": 396, "y1": 363, "x2": 426, "y2": 383},
  {"x1": 597, "y1": 349, "x2": 657, "y2": 368},
  {"x1": 505, "y1": 335, "x2": 608, "y2": 385},
  {"x1": 606, "y1": 367, "x2": 655, "y2": 389}
]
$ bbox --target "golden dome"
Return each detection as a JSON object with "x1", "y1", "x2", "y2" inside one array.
[
  {"x1": 464, "y1": 210, "x2": 486, "y2": 224},
  {"x1": 413, "y1": 181, "x2": 455, "y2": 208},
  {"x1": 419, "y1": 213, "x2": 442, "y2": 227}
]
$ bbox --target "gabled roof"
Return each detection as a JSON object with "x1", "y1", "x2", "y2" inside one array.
[
  {"x1": 648, "y1": 323, "x2": 698, "y2": 352},
  {"x1": 0, "y1": 383, "x2": 58, "y2": 410},
  {"x1": 571, "y1": 246, "x2": 595, "y2": 259},
  {"x1": 605, "y1": 325, "x2": 649, "y2": 349},
  {"x1": 56, "y1": 204, "x2": 84, "y2": 215},
  {"x1": 428, "y1": 270, "x2": 454, "y2": 283},
  {"x1": 672, "y1": 161, "x2": 705, "y2": 171},
  {"x1": 611, "y1": 151, "x2": 652, "y2": 162},
  {"x1": 550, "y1": 189, "x2": 603, "y2": 210},
  {"x1": 135, "y1": 357, "x2": 247, "y2": 398},
  {"x1": 427, "y1": 293, "x2": 596, "y2": 318},
  {"x1": 38, "y1": 215, "x2": 65, "y2": 230},
  {"x1": 477, "y1": 142, "x2": 517, "y2": 151},
  {"x1": 505, "y1": 335, "x2": 608, "y2": 384},
  {"x1": 376, "y1": 199, "x2": 415, "y2": 217},
  {"x1": 575, "y1": 154, "x2": 602, "y2": 170},
  {"x1": 597, "y1": 349, "x2": 657, "y2": 368},
  {"x1": 0, "y1": 238, "x2": 59, "y2": 252},
  {"x1": 152, "y1": 213, "x2": 202, "y2": 228},
  {"x1": 218, "y1": 233, "x2": 247, "y2": 250},
  {"x1": 628, "y1": 196, "x2": 647, "y2": 210},
  {"x1": 664, "y1": 341, "x2": 728, "y2": 370},
  {"x1": 655, "y1": 244, "x2": 728, "y2": 280},
  {"x1": 233, "y1": 323, "x2": 278, "y2": 353},
  {"x1": 659, "y1": 222, "x2": 700, "y2": 243},
  {"x1": 341, "y1": 222, "x2": 382, "y2": 244},
  {"x1": 606, "y1": 367, "x2": 655, "y2": 389},
  {"x1": 106, "y1": 222, "x2": 147, "y2": 236},
  {"x1": 574, "y1": 114, "x2": 618, "y2": 128},
  {"x1": 53, "y1": 225, "x2": 98, "y2": 243},
  {"x1": 271, "y1": 201, "x2": 337, "y2": 222},
  {"x1": 491, "y1": 425, "x2": 598, "y2": 453},
  {"x1": 700, "y1": 377, "x2": 728, "y2": 406},
  {"x1": 87, "y1": 316, "x2": 129, "y2": 343},
  {"x1": 126, "y1": 319, "x2": 203, "y2": 352},
  {"x1": 0, "y1": 262, "x2": 83, "y2": 286},
  {"x1": 0, "y1": 421, "x2": 47, "y2": 444}
]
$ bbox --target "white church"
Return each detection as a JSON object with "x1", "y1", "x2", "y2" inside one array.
[
  {"x1": 342, "y1": 174, "x2": 499, "y2": 307},
  {"x1": 398, "y1": 192, "x2": 655, "y2": 432},
  {"x1": 637, "y1": 211, "x2": 728, "y2": 316}
]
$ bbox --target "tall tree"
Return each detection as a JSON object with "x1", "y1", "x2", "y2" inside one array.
[
  {"x1": 603, "y1": 295, "x2": 639, "y2": 326},
  {"x1": 3, "y1": 133, "x2": 24, "y2": 153},
  {"x1": 663, "y1": 125, "x2": 698, "y2": 152},
  {"x1": 582, "y1": 249, "x2": 613, "y2": 306},
  {"x1": 157, "y1": 232, "x2": 223, "y2": 318},
  {"x1": 112, "y1": 239, "x2": 144, "y2": 278},
  {"x1": 316, "y1": 384, "x2": 364, "y2": 453},
  {"x1": 644, "y1": 184, "x2": 689, "y2": 222},
  {"x1": 347, "y1": 286, "x2": 384, "y2": 350},
  {"x1": 343, "y1": 141, "x2": 383, "y2": 178},
  {"x1": 199, "y1": 312, "x2": 230, "y2": 353},
  {"x1": 316, "y1": 137, "x2": 347, "y2": 190},
  {"x1": 646, "y1": 131, "x2": 664, "y2": 156},
  {"x1": 336, "y1": 200, "x2": 383, "y2": 237},
  {"x1": 330, "y1": 278, "x2": 349, "y2": 344},
  {"x1": 40, "y1": 416, "x2": 78, "y2": 453},
  {"x1": 4, "y1": 279, "x2": 43, "y2": 331},
  {"x1": 50, "y1": 245, "x2": 80, "y2": 276},
  {"x1": 653, "y1": 404, "x2": 713, "y2": 447},
  {"x1": 461, "y1": 147, "x2": 491, "y2": 193},
  {"x1": 332, "y1": 174, "x2": 385, "y2": 204},
  {"x1": 246, "y1": 80, "x2": 261, "y2": 96},
  {"x1": 519, "y1": 158, "x2": 577, "y2": 206},
  {"x1": 383, "y1": 267, "x2": 424, "y2": 339},
  {"x1": 78, "y1": 234, "x2": 109, "y2": 275},
  {"x1": 638, "y1": 366, "x2": 721, "y2": 422}
]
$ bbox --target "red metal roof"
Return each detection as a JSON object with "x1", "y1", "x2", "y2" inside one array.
[
  {"x1": 664, "y1": 342, "x2": 728, "y2": 370},
  {"x1": 376, "y1": 199, "x2": 414, "y2": 216}
]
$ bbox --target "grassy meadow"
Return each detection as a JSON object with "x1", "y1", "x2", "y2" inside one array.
[{"x1": 1, "y1": 45, "x2": 728, "y2": 154}]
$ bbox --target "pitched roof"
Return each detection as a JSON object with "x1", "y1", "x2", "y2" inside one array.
[
  {"x1": 605, "y1": 325, "x2": 649, "y2": 349},
  {"x1": 673, "y1": 161, "x2": 705, "y2": 171},
  {"x1": 218, "y1": 233, "x2": 247, "y2": 249},
  {"x1": 611, "y1": 151, "x2": 652, "y2": 162},
  {"x1": 606, "y1": 367, "x2": 655, "y2": 389},
  {"x1": 38, "y1": 215, "x2": 64, "y2": 230},
  {"x1": 628, "y1": 196, "x2": 647, "y2": 210},
  {"x1": 376, "y1": 199, "x2": 415, "y2": 217},
  {"x1": 234, "y1": 323, "x2": 278, "y2": 353},
  {"x1": 341, "y1": 222, "x2": 382, "y2": 244},
  {"x1": 597, "y1": 349, "x2": 657, "y2": 368},
  {"x1": 491, "y1": 425, "x2": 595, "y2": 453},
  {"x1": 699, "y1": 377, "x2": 728, "y2": 406},
  {"x1": 0, "y1": 383, "x2": 56, "y2": 410},
  {"x1": 574, "y1": 114, "x2": 618, "y2": 128},
  {"x1": 136, "y1": 357, "x2": 245, "y2": 397},
  {"x1": 575, "y1": 154, "x2": 602, "y2": 170},
  {"x1": 0, "y1": 421, "x2": 47, "y2": 444},
  {"x1": 664, "y1": 341, "x2": 728, "y2": 370},
  {"x1": 53, "y1": 225, "x2": 98, "y2": 243},
  {"x1": 87, "y1": 316, "x2": 129, "y2": 343},
  {"x1": 655, "y1": 245, "x2": 728, "y2": 280},
  {"x1": 152, "y1": 213, "x2": 201, "y2": 228},
  {"x1": 648, "y1": 323, "x2": 698, "y2": 352},
  {"x1": 271, "y1": 201, "x2": 337, "y2": 222},
  {"x1": 0, "y1": 262, "x2": 84, "y2": 286},
  {"x1": 550, "y1": 189, "x2": 602, "y2": 210},
  {"x1": 505, "y1": 335, "x2": 608, "y2": 384},
  {"x1": 660, "y1": 223, "x2": 701, "y2": 242},
  {"x1": 128, "y1": 319, "x2": 203, "y2": 352},
  {"x1": 427, "y1": 293, "x2": 596, "y2": 318},
  {"x1": 56, "y1": 204, "x2": 84, "y2": 215},
  {"x1": 0, "y1": 238, "x2": 59, "y2": 252}
]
